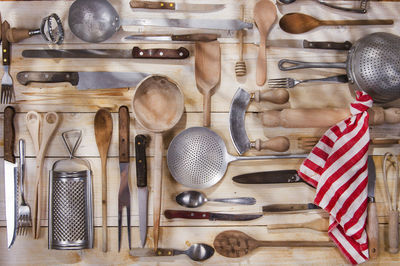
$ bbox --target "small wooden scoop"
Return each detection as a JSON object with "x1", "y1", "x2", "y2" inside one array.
[{"x1": 195, "y1": 41, "x2": 221, "y2": 127}]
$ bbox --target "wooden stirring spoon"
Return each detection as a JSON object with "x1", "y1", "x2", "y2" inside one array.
[
  {"x1": 94, "y1": 109, "x2": 113, "y2": 253},
  {"x1": 214, "y1": 230, "x2": 335, "y2": 258},
  {"x1": 254, "y1": 0, "x2": 277, "y2": 86},
  {"x1": 280, "y1": 13, "x2": 393, "y2": 34}
]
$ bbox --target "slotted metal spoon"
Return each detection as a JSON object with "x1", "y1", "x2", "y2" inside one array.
[{"x1": 167, "y1": 127, "x2": 306, "y2": 189}]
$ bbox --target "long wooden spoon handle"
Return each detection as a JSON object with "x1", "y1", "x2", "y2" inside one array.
[
  {"x1": 268, "y1": 218, "x2": 329, "y2": 232},
  {"x1": 321, "y1": 19, "x2": 393, "y2": 26},
  {"x1": 258, "y1": 240, "x2": 336, "y2": 247},
  {"x1": 256, "y1": 38, "x2": 266, "y2": 86},
  {"x1": 388, "y1": 210, "x2": 399, "y2": 253},
  {"x1": 101, "y1": 158, "x2": 108, "y2": 252},
  {"x1": 203, "y1": 92, "x2": 211, "y2": 127},
  {"x1": 153, "y1": 133, "x2": 163, "y2": 250}
]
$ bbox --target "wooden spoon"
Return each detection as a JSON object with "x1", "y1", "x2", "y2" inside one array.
[
  {"x1": 94, "y1": 108, "x2": 113, "y2": 253},
  {"x1": 254, "y1": 0, "x2": 277, "y2": 86},
  {"x1": 195, "y1": 40, "x2": 221, "y2": 127},
  {"x1": 213, "y1": 230, "x2": 335, "y2": 258},
  {"x1": 280, "y1": 13, "x2": 393, "y2": 34}
]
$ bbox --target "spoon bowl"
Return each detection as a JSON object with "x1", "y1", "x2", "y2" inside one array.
[
  {"x1": 185, "y1": 243, "x2": 215, "y2": 261},
  {"x1": 176, "y1": 190, "x2": 257, "y2": 208}
]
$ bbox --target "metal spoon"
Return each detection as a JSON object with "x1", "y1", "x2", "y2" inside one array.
[{"x1": 176, "y1": 190, "x2": 256, "y2": 208}]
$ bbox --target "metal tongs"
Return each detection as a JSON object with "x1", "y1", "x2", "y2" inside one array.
[{"x1": 277, "y1": 0, "x2": 368, "y2": 14}]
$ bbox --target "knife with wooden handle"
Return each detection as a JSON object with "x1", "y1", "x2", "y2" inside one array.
[
  {"x1": 367, "y1": 156, "x2": 379, "y2": 259},
  {"x1": 130, "y1": 0, "x2": 225, "y2": 12}
]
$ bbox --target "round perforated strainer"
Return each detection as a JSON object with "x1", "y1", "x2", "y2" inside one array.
[{"x1": 167, "y1": 127, "x2": 306, "y2": 189}]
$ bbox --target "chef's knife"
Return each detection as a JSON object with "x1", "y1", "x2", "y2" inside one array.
[
  {"x1": 232, "y1": 170, "x2": 313, "y2": 186},
  {"x1": 17, "y1": 71, "x2": 149, "y2": 90},
  {"x1": 135, "y1": 134, "x2": 148, "y2": 248},
  {"x1": 164, "y1": 210, "x2": 262, "y2": 221},
  {"x1": 125, "y1": 33, "x2": 229, "y2": 42},
  {"x1": 130, "y1": 1, "x2": 225, "y2": 12},
  {"x1": 263, "y1": 203, "x2": 321, "y2": 213},
  {"x1": 262, "y1": 39, "x2": 352, "y2": 50},
  {"x1": 21, "y1": 47, "x2": 190, "y2": 59},
  {"x1": 4, "y1": 106, "x2": 18, "y2": 248},
  {"x1": 367, "y1": 156, "x2": 379, "y2": 259}
]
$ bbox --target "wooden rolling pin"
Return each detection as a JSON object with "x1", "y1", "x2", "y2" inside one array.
[{"x1": 261, "y1": 107, "x2": 400, "y2": 128}]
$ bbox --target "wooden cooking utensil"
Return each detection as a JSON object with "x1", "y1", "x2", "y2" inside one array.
[
  {"x1": 94, "y1": 108, "x2": 113, "y2": 253},
  {"x1": 268, "y1": 218, "x2": 329, "y2": 232},
  {"x1": 235, "y1": 5, "x2": 246, "y2": 77},
  {"x1": 214, "y1": 230, "x2": 336, "y2": 258},
  {"x1": 195, "y1": 41, "x2": 221, "y2": 127},
  {"x1": 132, "y1": 75, "x2": 184, "y2": 250},
  {"x1": 279, "y1": 13, "x2": 393, "y2": 34},
  {"x1": 253, "y1": 0, "x2": 277, "y2": 86}
]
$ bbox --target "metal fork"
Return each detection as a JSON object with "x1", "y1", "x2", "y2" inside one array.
[
  {"x1": 17, "y1": 139, "x2": 31, "y2": 235},
  {"x1": 268, "y1": 75, "x2": 348, "y2": 89},
  {"x1": 1, "y1": 20, "x2": 14, "y2": 104}
]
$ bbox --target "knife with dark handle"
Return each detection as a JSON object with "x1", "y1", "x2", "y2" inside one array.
[
  {"x1": 164, "y1": 210, "x2": 262, "y2": 221},
  {"x1": 263, "y1": 203, "x2": 321, "y2": 212},
  {"x1": 265, "y1": 39, "x2": 352, "y2": 50},
  {"x1": 17, "y1": 72, "x2": 79, "y2": 86},
  {"x1": 367, "y1": 156, "x2": 379, "y2": 259},
  {"x1": 125, "y1": 33, "x2": 221, "y2": 42},
  {"x1": 232, "y1": 170, "x2": 314, "y2": 187}
]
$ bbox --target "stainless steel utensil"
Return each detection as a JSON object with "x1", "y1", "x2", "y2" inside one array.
[
  {"x1": 277, "y1": 0, "x2": 368, "y2": 13},
  {"x1": 278, "y1": 32, "x2": 400, "y2": 103},
  {"x1": 367, "y1": 156, "x2": 379, "y2": 259},
  {"x1": 268, "y1": 75, "x2": 348, "y2": 88},
  {"x1": 17, "y1": 139, "x2": 31, "y2": 236},
  {"x1": 130, "y1": 244, "x2": 215, "y2": 261},
  {"x1": 167, "y1": 127, "x2": 306, "y2": 189},
  {"x1": 130, "y1": 0, "x2": 225, "y2": 12},
  {"x1": 1, "y1": 21, "x2": 14, "y2": 104},
  {"x1": 176, "y1": 191, "x2": 256, "y2": 208}
]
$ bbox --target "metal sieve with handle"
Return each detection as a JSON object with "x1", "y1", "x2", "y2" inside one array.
[
  {"x1": 166, "y1": 127, "x2": 306, "y2": 189},
  {"x1": 278, "y1": 32, "x2": 400, "y2": 103}
]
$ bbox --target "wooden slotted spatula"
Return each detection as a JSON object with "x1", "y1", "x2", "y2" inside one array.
[{"x1": 195, "y1": 40, "x2": 221, "y2": 127}]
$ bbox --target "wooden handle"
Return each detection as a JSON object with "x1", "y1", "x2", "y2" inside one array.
[
  {"x1": 254, "y1": 136, "x2": 290, "y2": 152},
  {"x1": 203, "y1": 92, "x2": 211, "y2": 127},
  {"x1": 2, "y1": 21, "x2": 11, "y2": 65},
  {"x1": 153, "y1": 133, "x2": 163, "y2": 250},
  {"x1": 130, "y1": 1, "x2": 175, "y2": 10},
  {"x1": 135, "y1": 135, "x2": 148, "y2": 188},
  {"x1": 6, "y1": 28, "x2": 31, "y2": 43},
  {"x1": 367, "y1": 200, "x2": 379, "y2": 259},
  {"x1": 102, "y1": 155, "x2": 107, "y2": 252},
  {"x1": 258, "y1": 240, "x2": 336, "y2": 247},
  {"x1": 268, "y1": 218, "x2": 329, "y2": 232},
  {"x1": 171, "y1": 34, "x2": 219, "y2": 42},
  {"x1": 164, "y1": 210, "x2": 210, "y2": 219},
  {"x1": 256, "y1": 37, "x2": 266, "y2": 86},
  {"x1": 118, "y1": 106, "x2": 130, "y2": 163},
  {"x1": 16, "y1": 71, "x2": 79, "y2": 86},
  {"x1": 322, "y1": 19, "x2": 393, "y2": 26},
  {"x1": 4, "y1": 106, "x2": 16, "y2": 163},
  {"x1": 303, "y1": 40, "x2": 352, "y2": 50},
  {"x1": 388, "y1": 210, "x2": 399, "y2": 254},
  {"x1": 253, "y1": 88, "x2": 289, "y2": 104},
  {"x1": 132, "y1": 47, "x2": 189, "y2": 59},
  {"x1": 154, "y1": 249, "x2": 175, "y2": 256}
]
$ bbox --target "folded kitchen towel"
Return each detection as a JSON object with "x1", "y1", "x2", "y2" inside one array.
[{"x1": 298, "y1": 91, "x2": 372, "y2": 264}]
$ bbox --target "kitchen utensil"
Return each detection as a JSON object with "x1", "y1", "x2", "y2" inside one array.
[
  {"x1": 260, "y1": 107, "x2": 400, "y2": 128},
  {"x1": 48, "y1": 130, "x2": 93, "y2": 250},
  {"x1": 279, "y1": 13, "x2": 393, "y2": 34},
  {"x1": 125, "y1": 33, "x2": 224, "y2": 42},
  {"x1": 195, "y1": 41, "x2": 221, "y2": 127},
  {"x1": 235, "y1": 5, "x2": 246, "y2": 77},
  {"x1": 4, "y1": 106, "x2": 17, "y2": 248},
  {"x1": 175, "y1": 191, "x2": 256, "y2": 208},
  {"x1": 132, "y1": 75, "x2": 184, "y2": 250},
  {"x1": 254, "y1": 0, "x2": 276, "y2": 86},
  {"x1": 277, "y1": 0, "x2": 368, "y2": 13},
  {"x1": 68, "y1": 0, "x2": 252, "y2": 43},
  {"x1": 164, "y1": 210, "x2": 262, "y2": 221},
  {"x1": 268, "y1": 218, "x2": 329, "y2": 232},
  {"x1": 17, "y1": 139, "x2": 31, "y2": 236},
  {"x1": 17, "y1": 71, "x2": 150, "y2": 90},
  {"x1": 367, "y1": 156, "x2": 379, "y2": 259},
  {"x1": 298, "y1": 137, "x2": 400, "y2": 151},
  {"x1": 382, "y1": 153, "x2": 399, "y2": 254},
  {"x1": 130, "y1": 244, "x2": 215, "y2": 261},
  {"x1": 264, "y1": 39, "x2": 352, "y2": 50},
  {"x1": 1, "y1": 21, "x2": 14, "y2": 104},
  {"x1": 232, "y1": 170, "x2": 310, "y2": 185},
  {"x1": 268, "y1": 75, "x2": 348, "y2": 88},
  {"x1": 214, "y1": 230, "x2": 336, "y2": 258},
  {"x1": 130, "y1": 0, "x2": 225, "y2": 12},
  {"x1": 135, "y1": 134, "x2": 148, "y2": 248},
  {"x1": 167, "y1": 127, "x2": 306, "y2": 189},
  {"x1": 118, "y1": 106, "x2": 131, "y2": 252},
  {"x1": 263, "y1": 203, "x2": 322, "y2": 212},
  {"x1": 94, "y1": 108, "x2": 113, "y2": 252},
  {"x1": 21, "y1": 47, "x2": 189, "y2": 59},
  {"x1": 26, "y1": 111, "x2": 59, "y2": 239},
  {"x1": 229, "y1": 88, "x2": 290, "y2": 155},
  {"x1": 6, "y1": 13, "x2": 64, "y2": 44}
]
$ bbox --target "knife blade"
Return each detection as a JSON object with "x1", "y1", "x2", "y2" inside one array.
[
  {"x1": 21, "y1": 47, "x2": 190, "y2": 59},
  {"x1": 135, "y1": 134, "x2": 148, "y2": 248},
  {"x1": 261, "y1": 39, "x2": 352, "y2": 50},
  {"x1": 4, "y1": 106, "x2": 18, "y2": 248},
  {"x1": 130, "y1": 1, "x2": 225, "y2": 12},
  {"x1": 367, "y1": 156, "x2": 379, "y2": 259},
  {"x1": 124, "y1": 33, "x2": 231, "y2": 42},
  {"x1": 164, "y1": 210, "x2": 262, "y2": 221},
  {"x1": 232, "y1": 170, "x2": 310, "y2": 185},
  {"x1": 263, "y1": 203, "x2": 321, "y2": 213},
  {"x1": 17, "y1": 71, "x2": 149, "y2": 90}
]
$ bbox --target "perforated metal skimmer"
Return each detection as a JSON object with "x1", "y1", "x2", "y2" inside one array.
[{"x1": 167, "y1": 127, "x2": 306, "y2": 189}]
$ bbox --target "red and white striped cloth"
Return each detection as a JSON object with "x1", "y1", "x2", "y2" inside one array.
[{"x1": 298, "y1": 91, "x2": 373, "y2": 264}]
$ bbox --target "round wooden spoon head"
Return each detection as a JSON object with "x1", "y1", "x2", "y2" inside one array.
[
  {"x1": 279, "y1": 13, "x2": 321, "y2": 34},
  {"x1": 213, "y1": 230, "x2": 258, "y2": 258},
  {"x1": 94, "y1": 108, "x2": 113, "y2": 157}
]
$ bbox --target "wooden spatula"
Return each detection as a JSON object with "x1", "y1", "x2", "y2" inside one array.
[{"x1": 195, "y1": 41, "x2": 221, "y2": 127}]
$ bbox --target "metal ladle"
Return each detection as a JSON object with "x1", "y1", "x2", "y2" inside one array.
[
  {"x1": 277, "y1": 0, "x2": 368, "y2": 13},
  {"x1": 176, "y1": 191, "x2": 256, "y2": 208}
]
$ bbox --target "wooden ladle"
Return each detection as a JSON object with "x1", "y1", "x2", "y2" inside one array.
[
  {"x1": 94, "y1": 108, "x2": 113, "y2": 252},
  {"x1": 213, "y1": 230, "x2": 336, "y2": 258},
  {"x1": 279, "y1": 13, "x2": 393, "y2": 34},
  {"x1": 254, "y1": 0, "x2": 277, "y2": 86}
]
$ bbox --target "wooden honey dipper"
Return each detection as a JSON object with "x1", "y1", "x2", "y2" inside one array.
[{"x1": 235, "y1": 5, "x2": 246, "y2": 77}]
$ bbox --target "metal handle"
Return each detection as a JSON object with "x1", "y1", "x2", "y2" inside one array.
[
  {"x1": 317, "y1": 0, "x2": 367, "y2": 13},
  {"x1": 301, "y1": 75, "x2": 349, "y2": 84},
  {"x1": 19, "y1": 139, "x2": 26, "y2": 205},
  {"x1": 278, "y1": 59, "x2": 347, "y2": 71},
  {"x1": 209, "y1": 197, "x2": 256, "y2": 205},
  {"x1": 61, "y1": 130, "x2": 82, "y2": 159}
]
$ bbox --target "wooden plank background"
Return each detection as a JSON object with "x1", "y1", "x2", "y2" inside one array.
[{"x1": 0, "y1": 0, "x2": 400, "y2": 264}]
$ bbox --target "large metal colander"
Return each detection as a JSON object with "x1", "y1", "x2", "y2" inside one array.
[{"x1": 167, "y1": 127, "x2": 306, "y2": 189}]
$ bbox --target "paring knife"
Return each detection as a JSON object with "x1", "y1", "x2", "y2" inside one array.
[
  {"x1": 135, "y1": 134, "x2": 148, "y2": 248},
  {"x1": 262, "y1": 40, "x2": 352, "y2": 50},
  {"x1": 130, "y1": 1, "x2": 225, "y2": 12},
  {"x1": 21, "y1": 47, "x2": 190, "y2": 59},
  {"x1": 125, "y1": 33, "x2": 228, "y2": 42},
  {"x1": 4, "y1": 106, "x2": 18, "y2": 248},
  {"x1": 367, "y1": 156, "x2": 379, "y2": 259},
  {"x1": 164, "y1": 210, "x2": 262, "y2": 221},
  {"x1": 17, "y1": 71, "x2": 149, "y2": 90},
  {"x1": 232, "y1": 170, "x2": 313, "y2": 186},
  {"x1": 263, "y1": 203, "x2": 321, "y2": 213}
]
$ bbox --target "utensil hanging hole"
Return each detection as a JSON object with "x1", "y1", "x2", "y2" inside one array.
[{"x1": 46, "y1": 113, "x2": 58, "y2": 124}]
